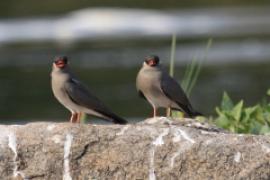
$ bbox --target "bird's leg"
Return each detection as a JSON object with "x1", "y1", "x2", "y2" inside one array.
[
  {"x1": 153, "y1": 107, "x2": 158, "y2": 117},
  {"x1": 76, "y1": 112, "x2": 82, "y2": 123},
  {"x1": 70, "y1": 113, "x2": 74, "y2": 123},
  {"x1": 166, "y1": 108, "x2": 171, "y2": 117},
  {"x1": 70, "y1": 113, "x2": 78, "y2": 123}
]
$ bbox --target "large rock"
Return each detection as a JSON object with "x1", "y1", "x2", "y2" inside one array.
[{"x1": 0, "y1": 117, "x2": 270, "y2": 180}]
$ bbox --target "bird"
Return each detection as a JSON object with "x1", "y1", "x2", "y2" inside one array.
[
  {"x1": 136, "y1": 55, "x2": 201, "y2": 118},
  {"x1": 51, "y1": 56, "x2": 127, "y2": 124}
]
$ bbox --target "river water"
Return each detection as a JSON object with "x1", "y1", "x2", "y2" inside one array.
[{"x1": 0, "y1": 7, "x2": 269, "y2": 123}]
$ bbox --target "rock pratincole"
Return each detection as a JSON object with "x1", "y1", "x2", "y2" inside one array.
[
  {"x1": 51, "y1": 56, "x2": 127, "y2": 124},
  {"x1": 136, "y1": 55, "x2": 201, "y2": 118}
]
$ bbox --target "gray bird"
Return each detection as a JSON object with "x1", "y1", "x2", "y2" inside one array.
[
  {"x1": 51, "y1": 56, "x2": 127, "y2": 124},
  {"x1": 136, "y1": 55, "x2": 201, "y2": 118}
]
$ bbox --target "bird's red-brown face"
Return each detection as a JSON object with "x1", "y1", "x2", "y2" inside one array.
[
  {"x1": 145, "y1": 55, "x2": 160, "y2": 67},
  {"x1": 54, "y1": 56, "x2": 68, "y2": 68}
]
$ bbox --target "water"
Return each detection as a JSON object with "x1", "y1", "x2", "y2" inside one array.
[
  {"x1": 1, "y1": 7, "x2": 270, "y2": 43},
  {"x1": 0, "y1": 7, "x2": 270, "y2": 123},
  {"x1": 0, "y1": 62, "x2": 269, "y2": 123}
]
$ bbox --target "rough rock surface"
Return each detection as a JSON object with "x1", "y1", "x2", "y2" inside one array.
[{"x1": 0, "y1": 117, "x2": 270, "y2": 180}]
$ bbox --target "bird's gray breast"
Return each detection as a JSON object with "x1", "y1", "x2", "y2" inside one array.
[
  {"x1": 137, "y1": 68, "x2": 173, "y2": 108},
  {"x1": 51, "y1": 71, "x2": 80, "y2": 113}
]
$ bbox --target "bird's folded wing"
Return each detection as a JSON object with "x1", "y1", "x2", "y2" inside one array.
[
  {"x1": 160, "y1": 74, "x2": 190, "y2": 107},
  {"x1": 64, "y1": 78, "x2": 112, "y2": 114}
]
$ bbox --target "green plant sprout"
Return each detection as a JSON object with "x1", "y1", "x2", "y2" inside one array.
[
  {"x1": 182, "y1": 39, "x2": 212, "y2": 97},
  {"x1": 169, "y1": 34, "x2": 177, "y2": 77},
  {"x1": 168, "y1": 34, "x2": 212, "y2": 118}
]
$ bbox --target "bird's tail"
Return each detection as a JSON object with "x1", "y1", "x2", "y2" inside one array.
[
  {"x1": 180, "y1": 104, "x2": 203, "y2": 118},
  {"x1": 110, "y1": 114, "x2": 128, "y2": 125},
  {"x1": 189, "y1": 111, "x2": 203, "y2": 118},
  {"x1": 95, "y1": 109, "x2": 128, "y2": 124},
  {"x1": 101, "y1": 111, "x2": 127, "y2": 124}
]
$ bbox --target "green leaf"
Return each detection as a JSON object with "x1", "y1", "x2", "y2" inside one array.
[
  {"x1": 245, "y1": 106, "x2": 258, "y2": 117},
  {"x1": 229, "y1": 125, "x2": 236, "y2": 133},
  {"x1": 260, "y1": 125, "x2": 270, "y2": 135},
  {"x1": 172, "y1": 111, "x2": 184, "y2": 118},
  {"x1": 221, "y1": 92, "x2": 234, "y2": 111},
  {"x1": 231, "y1": 100, "x2": 243, "y2": 122},
  {"x1": 214, "y1": 90, "x2": 270, "y2": 135},
  {"x1": 244, "y1": 105, "x2": 259, "y2": 122},
  {"x1": 267, "y1": 89, "x2": 270, "y2": 96},
  {"x1": 251, "y1": 120, "x2": 266, "y2": 134},
  {"x1": 215, "y1": 115, "x2": 230, "y2": 128},
  {"x1": 265, "y1": 104, "x2": 270, "y2": 112},
  {"x1": 215, "y1": 107, "x2": 223, "y2": 116}
]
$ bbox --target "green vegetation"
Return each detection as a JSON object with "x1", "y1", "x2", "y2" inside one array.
[
  {"x1": 168, "y1": 35, "x2": 212, "y2": 97},
  {"x1": 168, "y1": 35, "x2": 270, "y2": 135},
  {"x1": 214, "y1": 91, "x2": 270, "y2": 135},
  {"x1": 182, "y1": 39, "x2": 212, "y2": 97},
  {"x1": 169, "y1": 34, "x2": 177, "y2": 77},
  {"x1": 168, "y1": 34, "x2": 212, "y2": 117}
]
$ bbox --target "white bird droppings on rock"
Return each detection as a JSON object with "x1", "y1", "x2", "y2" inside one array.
[
  {"x1": 149, "y1": 147, "x2": 156, "y2": 180},
  {"x1": 170, "y1": 148, "x2": 183, "y2": 168},
  {"x1": 63, "y1": 133, "x2": 73, "y2": 180},
  {"x1": 172, "y1": 129, "x2": 181, "y2": 143},
  {"x1": 200, "y1": 130, "x2": 218, "y2": 135},
  {"x1": 234, "y1": 152, "x2": 241, "y2": 163},
  {"x1": 52, "y1": 135, "x2": 62, "y2": 144},
  {"x1": 170, "y1": 128, "x2": 196, "y2": 168},
  {"x1": 261, "y1": 144, "x2": 270, "y2": 153},
  {"x1": 178, "y1": 129, "x2": 195, "y2": 144},
  {"x1": 153, "y1": 128, "x2": 169, "y2": 146},
  {"x1": 0, "y1": 128, "x2": 9, "y2": 149},
  {"x1": 47, "y1": 124, "x2": 56, "y2": 131},
  {"x1": 116, "y1": 126, "x2": 129, "y2": 136},
  {"x1": 148, "y1": 128, "x2": 170, "y2": 180},
  {"x1": 8, "y1": 132, "x2": 25, "y2": 179},
  {"x1": 146, "y1": 117, "x2": 161, "y2": 124},
  {"x1": 204, "y1": 138, "x2": 215, "y2": 146},
  {"x1": 146, "y1": 117, "x2": 172, "y2": 125},
  {"x1": 8, "y1": 133, "x2": 18, "y2": 177}
]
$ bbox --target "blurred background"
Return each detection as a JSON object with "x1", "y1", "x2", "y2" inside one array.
[{"x1": 1, "y1": 0, "x2": 270, "y2": 124}]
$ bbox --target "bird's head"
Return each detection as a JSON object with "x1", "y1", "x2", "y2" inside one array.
[
  {"x1": 53, "y1": 56, "x2": 68, "y2": 69},
  {"x1": 144, "y1": 55, "x2": 160, "y2": 67}
]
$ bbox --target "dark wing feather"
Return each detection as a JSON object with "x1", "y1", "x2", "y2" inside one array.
[
  {"x1": 160, "y1": 74, "x2": 196, "y2": 117},
  {"x1": 64, "y1": 78, "x2": 127, "y2": 124}
]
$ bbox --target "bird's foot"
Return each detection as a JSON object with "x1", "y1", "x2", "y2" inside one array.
[
  {"x1": 166, "y1": 108, "x2": 171, "y2": 117},
  {"x1": 70, "y1": 113, "x2": 78, "y2": 123}
]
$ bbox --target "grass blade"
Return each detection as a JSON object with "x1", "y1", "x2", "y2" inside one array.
[
  {"x1": 186, "y1": 38, "x2": 212, "y2": 96},
  {"x1": 169, "y1": 34, "x2": 177, "y2": 77},
  {"x1": 182, "y1": 55, "x2": 197, "y2": 94}
]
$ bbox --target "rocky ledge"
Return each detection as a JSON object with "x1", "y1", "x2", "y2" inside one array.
[{"x1": 0, "y1": 117, "x2": 270, "y2": 180}]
